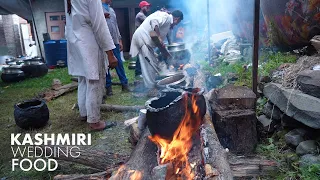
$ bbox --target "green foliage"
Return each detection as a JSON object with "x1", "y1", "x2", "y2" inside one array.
[
  {"x1": 256, "y1": 131, "x2": 320, "y2": 179},
  {"x1": 260, "y1": 52, "x2": 297, "y2": 76},
  {"x1": 256, "y1": 97, "x2": 268, "y2": 115},
  {"x1": 300, "y1": 164, "x2": 320, "y2": 180},
  {"x1": 200, "y1": 51, "x2": 297, "y2": 88}
]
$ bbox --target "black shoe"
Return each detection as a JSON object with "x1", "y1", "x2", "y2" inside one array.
[
  {"x1": 122, "y1": 84, "x2": 131, "y2": 92},
  {"x1": 106, "y1": 86, "x2": 113, "y2": 96}
]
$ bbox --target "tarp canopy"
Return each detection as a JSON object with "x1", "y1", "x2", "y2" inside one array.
[{"x1": 0, "y1": 0, "x2": 32, "y2": 20}]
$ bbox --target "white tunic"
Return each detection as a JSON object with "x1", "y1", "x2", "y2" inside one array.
[
  {"x1": 65, "y1": 0, "x2": 115, "y2": 80},
  {"x1": 130, "y1": 11, "x2": 173, "y2": 57}
]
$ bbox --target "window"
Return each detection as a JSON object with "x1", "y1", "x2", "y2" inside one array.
[
  {"x1": 61, "y1": 15, "x2": 66, "y2": 21},
  {"x1": 51, "y1": 26, "x2": 60, "y2": 32},
  {"x1": 50, "y1": 16, "x2": 60, "y2": 21}
]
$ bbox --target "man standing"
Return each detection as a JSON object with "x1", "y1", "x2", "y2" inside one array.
[
  {"x1": 65, "y1": 0, "x2": 117, "y2": 130},
  {"x1": 134, "y1": 1, "x2": 151, "y2": 78},
  {"x1": 102, "y1": 0, "x2": 129, "y2": 96},
  {"x1": 130, "y1": 10, "x2": 184, "y2": 89}
]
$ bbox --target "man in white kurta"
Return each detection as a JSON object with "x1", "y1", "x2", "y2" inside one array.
[
  {"x1": 130, "y1": 10, "x2": 184, "y2": 89},
  {"x1": 65, "y1": 0, "x2": 117, "y2": 130}
]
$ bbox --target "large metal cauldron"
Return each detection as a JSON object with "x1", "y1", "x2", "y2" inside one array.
[
  {"x1": 261, "y1": 0, "x2": 320, "y2": 48},
  {"x1": 156, "y1": 73, "x2": 187, "y2": 89},
  {"x1": 145, "y1": 88, "x2": 206, "y2": 140}
]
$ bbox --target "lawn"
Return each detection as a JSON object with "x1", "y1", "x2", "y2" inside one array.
[{"x1": 0, "y1": 61, "x2": 148, "y2": 179}]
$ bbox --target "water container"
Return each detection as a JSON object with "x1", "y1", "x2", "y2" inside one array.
[{"x1": 43, "y1": 40, "x2": 68, "y2": 69}]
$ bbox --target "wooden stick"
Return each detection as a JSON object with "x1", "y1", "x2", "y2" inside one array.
[
  {"x1": 54, "y1": 168, "x2": 117, "y2": 180},
  {"x1": 100, "y1": 104, "x2": 144, "y2": 112}
]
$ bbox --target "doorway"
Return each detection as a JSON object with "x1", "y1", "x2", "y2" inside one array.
[{"x1": 114, "y1": 8, "x2": 130, "y2": 53}]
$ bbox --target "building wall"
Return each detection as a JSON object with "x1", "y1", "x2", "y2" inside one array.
[
  {"x1": 31, "y1": 0, "x2": 65, "y2": 60},
  {"x1": 31, "y1": 0, "x2": 170, "y2": 59},
  {"x1": 0, "y1": 15, "x2": 23, "y2": 57}
]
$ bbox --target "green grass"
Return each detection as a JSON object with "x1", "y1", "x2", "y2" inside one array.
[
  {"x1": 256, "y1": 131, "x2": 320, "y2": 180},
  {"x1": 0, "y1": 61, "x2": 147, "y2": 179},
  {"x1": 260, "y1": 52, "x2": 297, "y2": 76},
  {"x1": 199, "y1": 51, "x2": 297, "y2": 88}
]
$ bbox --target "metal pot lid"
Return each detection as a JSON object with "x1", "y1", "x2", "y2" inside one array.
[
  {"x1": 166, "y1": 43, "x2": 185, "y2": 47},
  {"x1": 4, "y1": 65, "x2": 23, "y2": 69},
  {"x1": 157, "y1": 74, "x2": 186, "y2": 86}
]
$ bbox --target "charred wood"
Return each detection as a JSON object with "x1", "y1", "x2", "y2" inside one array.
[{"x1": 109, "y1": 129, "x2": 158, "y2": 180}]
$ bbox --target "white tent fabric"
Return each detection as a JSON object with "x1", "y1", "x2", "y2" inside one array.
[{"x1": 0, "y1": 0, "x2": 32, "y2": 20}]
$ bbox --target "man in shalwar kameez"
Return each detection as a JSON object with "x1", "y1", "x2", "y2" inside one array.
[
  {"x1": 130, "y1": 10, "x2": 184, "y2": 89},
  {"x1": 65, "y1": 0, "x2": 117, "y2": 130}
]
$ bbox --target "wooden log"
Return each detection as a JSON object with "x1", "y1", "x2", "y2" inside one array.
[
  {"x1": 228, "y1": 155, "x2": 279, "y2": 177},
  {"x1": 109, "y1": 129, "x2": 158, "y2": 180},
  {"x1": 124, "y1": 117, "x2": 139, "y2": 127},
  {"x1": 128, "y1": 122, "x2": 142, "y2": 146},
  {"x1": 37, "y1": 146, "x2": 128, "y2": 171},
  {"x1": 54, "y1": 168, "x2": 116, "y2": 180},
  {"x1": 100, "y1": 104, "x2": 144, "y2": 112},
  {"x1": 42, "y1": 82, "x2": 78, "y2": 101},
  {"x1": 200, "y1": 99, "x2": 234, "y2": 180}
]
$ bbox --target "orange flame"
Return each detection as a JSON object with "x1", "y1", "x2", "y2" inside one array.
[
  {"x1": 149, "y1": 93, "x2": 202, "y2": 179},
  {"x1": 129, "y1": 170, "x2": 142, "y2": 180}
]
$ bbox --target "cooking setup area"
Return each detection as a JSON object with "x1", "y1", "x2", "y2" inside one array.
[{"x1": 108, "y1": 27, "x2": 277, "y2": 179}]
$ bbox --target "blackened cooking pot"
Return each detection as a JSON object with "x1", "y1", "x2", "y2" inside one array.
[
  {"x1": 145, "y1": 88, "x2": 206, "y2": 140},
  {"x1": 1, "y1": 65, "x2": 26, "y2": 82},
  {"x1": 14, "y1": 99, "x2": 49, "y2": 130},
  {"x1": 22, "y1": 58, "x2": 48, "y2": 77}
]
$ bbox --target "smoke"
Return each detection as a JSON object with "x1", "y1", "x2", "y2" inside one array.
[{"x1": 167, "y1": 0, "x2": 255, "y2": 44}]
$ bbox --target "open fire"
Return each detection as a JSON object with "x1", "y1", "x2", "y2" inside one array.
[{"x1": 149, "y1": 93, "x2": 203, "y2": 179}]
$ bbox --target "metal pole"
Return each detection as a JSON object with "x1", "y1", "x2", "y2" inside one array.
[
  {"x1": 207, "y1": 0, "x2": 211, "y2": 61},
  {"x1": 252, "y1": 0, "x2": 260, "y2": 95},
  {"x1": 28, "y1": 0, "x2": 44, "y2": 60}
]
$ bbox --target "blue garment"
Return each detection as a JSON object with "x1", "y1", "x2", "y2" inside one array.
[
  {"x1": 102, "y1": 3, "x2": 109, "y2": 11},
  {"x1": 106, "y1": 44, "x2": 128, "y2": 87}
]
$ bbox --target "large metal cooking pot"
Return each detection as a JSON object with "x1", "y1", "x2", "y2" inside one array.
[
  {"x1": 23, "y1": 58, "x2": 44, "y2": 65},
  {"x1": 158, "y1": 71, "x2": 183, "y2": 79},
  {"x1": 166, "y1": 43, "x2": 186, "y2": 51},
  {"x1": 1, "y1": 65, "x2": 26, "y2": 82},
  {"x1": 22, "y1": 57, "x2": 48, "y2": 77},
  {"x1": 157, "y1": 74, "x2": 186, "y2": 89},
  {"x1": 2, "y1": 65, "x2": 23, "y2": 74},
  {"x1": 5, "y1": 58, "x2": 16, "y2": 65}
]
